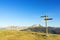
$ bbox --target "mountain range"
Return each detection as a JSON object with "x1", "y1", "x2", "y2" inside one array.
[{"x1": 0, "y1": 24, "x2": 60, "y2": 34}]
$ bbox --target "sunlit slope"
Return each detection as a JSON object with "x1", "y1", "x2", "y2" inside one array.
[{"x1": 0, "y1": 30, "x2": 60, "y2": 40}]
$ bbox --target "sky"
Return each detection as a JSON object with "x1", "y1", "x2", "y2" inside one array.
[{"x1": 0, "y1": 0, "x2": 60, "y2": 28}]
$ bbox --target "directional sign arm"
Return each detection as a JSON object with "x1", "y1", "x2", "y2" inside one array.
[{"x1": 44, "y1": 18, "x2": 53, "y2": 20}]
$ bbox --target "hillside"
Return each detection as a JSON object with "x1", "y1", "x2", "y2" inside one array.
[
  {"x1": 0, "y1": 30, "x2": 60, "y2": 40},
  {"x1": 21, "y1": 24, "x2": 60, "y2": 34},
  {"x1": 22, "y1": 26, "x2": 56, "y2": 34}
]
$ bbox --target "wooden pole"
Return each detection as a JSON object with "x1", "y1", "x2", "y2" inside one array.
[{"x1": 45, "y1": 19, "x2": 48, "y2": 36}]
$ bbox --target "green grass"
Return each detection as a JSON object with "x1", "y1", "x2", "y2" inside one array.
[{"x1": 0, "y1": 30, "x2": 60, "y2": 40}]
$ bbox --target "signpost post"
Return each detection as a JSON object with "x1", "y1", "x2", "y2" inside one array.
[{"x1": 41, "y1": 15, "x2": 53, "y2": 36}]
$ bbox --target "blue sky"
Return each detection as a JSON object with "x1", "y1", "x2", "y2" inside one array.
[{"x1": 0, "y1": 0, "x2": 60, "y2": 28}]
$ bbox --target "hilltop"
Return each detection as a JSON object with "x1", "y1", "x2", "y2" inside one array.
[{"x1": 0, "y1": 30, "x2": 60, "y2": 40}]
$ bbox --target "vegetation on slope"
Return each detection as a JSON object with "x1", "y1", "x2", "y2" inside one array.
[
  {"x1": 22, "y1": 27, "x2": 56, "y2": 34},
  {"x1": 0, "y1": 30, "x2": 60, "y2": 40}
]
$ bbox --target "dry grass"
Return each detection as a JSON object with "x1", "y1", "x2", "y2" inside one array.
[{"x1": 0, "y1": 30, "x2": 60, "y2": 40}]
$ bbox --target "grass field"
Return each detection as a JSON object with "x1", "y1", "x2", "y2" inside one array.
[{"x1": 0, "y1": 30, "x2": 60, "y2": 40}]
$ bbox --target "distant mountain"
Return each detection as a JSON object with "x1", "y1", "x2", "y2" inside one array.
[
  {"x1": 32, "y1": 24, "x2": 43, "y2": 27},
  {"x1": 5, "y1": 26, "x2": 30, "y2": 30},
  {"x1": 21, "y1": 26, "x2": 55, "y2": 34},
  {"x1": 21, "y1": 24, "x2": 60, "y2": 34},
  {"x1": 53, "y1": 28, "x2": 60, "y2": 34},
  {"x1": 0, "y1": 24, "x2": 60, "y2": 34}
]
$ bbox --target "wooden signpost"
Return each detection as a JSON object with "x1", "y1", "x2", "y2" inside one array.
[{"x1": 41, "y1": 15, "x2": 53, "y2": 36}]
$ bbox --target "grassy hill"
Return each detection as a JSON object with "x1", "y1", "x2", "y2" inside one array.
[{"x1": 0, "y1": 30, "x2": 60, "y2": 40}]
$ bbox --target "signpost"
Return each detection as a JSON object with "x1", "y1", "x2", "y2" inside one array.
[{"x1": 41, "y1": 15, "x2": 53, "y2": 36}]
